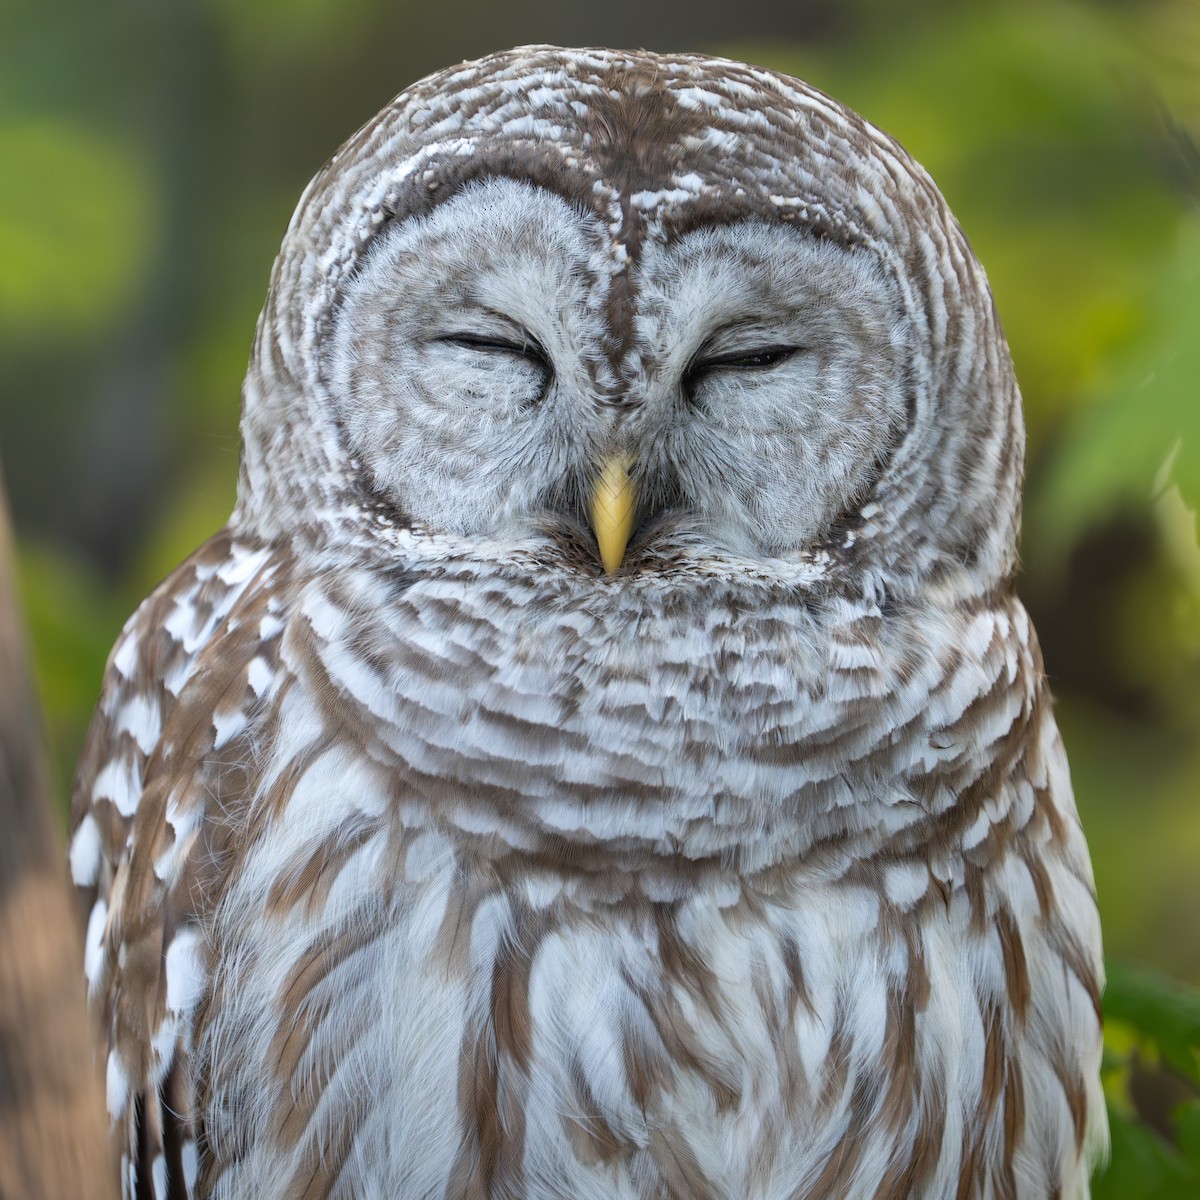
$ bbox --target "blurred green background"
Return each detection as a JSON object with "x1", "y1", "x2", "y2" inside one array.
[{"x1": 3, "y1": 0, "x2": 1199, "y2": 1191}]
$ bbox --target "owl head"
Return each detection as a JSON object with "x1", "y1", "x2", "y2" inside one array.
[{"x1": 236, "y1": 46, "x2": 1023, "y2": 600}]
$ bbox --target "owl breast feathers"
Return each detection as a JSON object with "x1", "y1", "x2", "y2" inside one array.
[{"x1": 71, "y1": 46, "x2": 1106, "y2": 1200}]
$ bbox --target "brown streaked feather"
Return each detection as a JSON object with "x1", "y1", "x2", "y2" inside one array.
[{"x1": 71, "y1": 532, "x2": 291, "y2": 1199}]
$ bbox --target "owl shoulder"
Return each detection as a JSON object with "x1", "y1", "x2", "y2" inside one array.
[
  {"x1": 69, "y1": 530, "x2": 289, "y2": 1072},
  {"x1": 70, "y1": 530, "x2": 289, "y2": 895},
  {"x1": 67, "y1": 530, "x2": 293, "y2": 1194}
]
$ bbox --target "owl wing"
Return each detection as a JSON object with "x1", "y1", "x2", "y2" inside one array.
[{"x1": 70, "y1": 530, "x2": 290, "y2": 1200}]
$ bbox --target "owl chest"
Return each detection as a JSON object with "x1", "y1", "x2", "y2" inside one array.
[
  {"x1": 205, "y1": 808, "x2": 974, "y2": 1200},
  {"x1": 200, "y1": 654, "x2": 1087, "y2": 1198}
]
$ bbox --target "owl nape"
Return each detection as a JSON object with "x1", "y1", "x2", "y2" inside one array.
[{"x1": 72, "y1": 46, "x2": 1105, "y2": 1200}]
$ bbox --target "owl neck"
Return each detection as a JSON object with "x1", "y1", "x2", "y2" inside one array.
[{"x1": 266, "y1": 552, "x2": 1033, "y2": 900}]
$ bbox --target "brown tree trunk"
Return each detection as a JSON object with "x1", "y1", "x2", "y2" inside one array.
[{"x1": 0, "y1": 468, "x2": 115, "y2": 1200}]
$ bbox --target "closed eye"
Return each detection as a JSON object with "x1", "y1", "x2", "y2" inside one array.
[
  {"x1": 683, "y1": 344, "x2": 802, "y2": 401},
  {"x1": 437, "y1": 331, "x2": 547, "y2": 364}
]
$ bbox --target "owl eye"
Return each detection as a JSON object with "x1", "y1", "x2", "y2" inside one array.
[
  {"x1": 683, "y1": 344, "x2": 802, "y2": 402},
  {"x1": 437, "y1": 331, "x2": 548, "y2": 365},
  {"x1": 433, "y1": 329, "x2": 553, "y2": 406}
]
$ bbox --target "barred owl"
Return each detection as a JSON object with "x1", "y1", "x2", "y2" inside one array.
[{"x1": 71, "y1": 46, "x2": 1106, "y2": 1199}]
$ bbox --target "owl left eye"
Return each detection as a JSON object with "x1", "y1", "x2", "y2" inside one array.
[
  {"x1": 701, "y1": 345, "x2": 801, "y2": 370},
  {"x1": 683, "y1": 344, "x2": 802, "y2": 400}
]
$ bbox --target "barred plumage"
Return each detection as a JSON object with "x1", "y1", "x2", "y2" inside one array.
[{"x1": 72, "y1": 46, "x2": 1105, "y2": 1198}]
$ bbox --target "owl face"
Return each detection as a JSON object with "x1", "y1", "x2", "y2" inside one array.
[
  {"x1": 330, "y1": 176, "x2": 907, "y2": 569},
  {"x1": 243, "y1": 47, "x2": 1022, "y2": 596}
]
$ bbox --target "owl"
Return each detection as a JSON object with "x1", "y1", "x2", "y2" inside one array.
[{"x1": 70, "y1": 46, "x2": 1107, "y2": 1200}]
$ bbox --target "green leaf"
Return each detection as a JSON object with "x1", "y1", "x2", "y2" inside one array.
[
  {"x1": 1095, "y1": 1103, "x2": 1200, "y2": 1198},
  {"x1": 1031, "y1": 218, "x2": 1200, "y2": 562},
  {"x1": 1106, "y1": 959, "x2": 1200, "y2": 1086},
  {"x1": 1177, "y1": 1100, "x2": 1200, "y2": 1164}
]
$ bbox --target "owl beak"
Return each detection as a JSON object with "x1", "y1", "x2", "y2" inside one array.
[{"x1": 588, "y1": 455, "x2": 637, "y2": 574}]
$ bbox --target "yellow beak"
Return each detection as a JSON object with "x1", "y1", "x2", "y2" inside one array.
[{"x1": 588, "y1": 455, "x2": 637, "y2": 574}]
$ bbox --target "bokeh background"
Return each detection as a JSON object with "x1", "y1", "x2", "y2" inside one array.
[{"x1": 3, "y1": 0, "x2": 1199, "y2": 1191}]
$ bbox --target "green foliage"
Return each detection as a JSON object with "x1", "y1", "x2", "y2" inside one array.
[
  {"x1": 0, "y1": 119, "x2": 154, "y2": 333},
  {"x1": 204, "y1": 0, "x2": 384, "y2": 57},
  {"x1": 1033, "y1": 220, "x2": 1200, "y2": 562},
  {"x1": 1096, "y1": 961, "x2": 1200, "y2": 1197}
]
